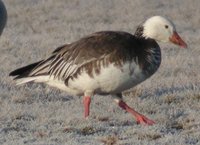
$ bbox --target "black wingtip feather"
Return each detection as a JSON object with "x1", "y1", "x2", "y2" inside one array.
[{"x1": 9, "y1": 61, "x2": 42, "y2": 78}]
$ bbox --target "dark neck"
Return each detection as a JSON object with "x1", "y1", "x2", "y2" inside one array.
[
  {"x1": 135, "y1": 38, "x2": 161, "y2": 76},
  {"x1": 134, "y1": 25, "x2": 144, "y2": 38}
]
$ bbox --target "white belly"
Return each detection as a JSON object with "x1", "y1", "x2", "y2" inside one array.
[{"x1": 46, "y1": 62, "x2": 147, "y2": 95}]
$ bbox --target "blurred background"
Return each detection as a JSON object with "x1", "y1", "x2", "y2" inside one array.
[{"x1": 0, "y1": 0, "x2": 200, "y2": 144}]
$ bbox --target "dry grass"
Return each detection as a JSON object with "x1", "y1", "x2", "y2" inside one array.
[
  {"x1": 99, "y1": 135, "x2": 119, "y2": 145},
  {"x1": 0, "y1": 0, "x2": 200, "y2": 145}
]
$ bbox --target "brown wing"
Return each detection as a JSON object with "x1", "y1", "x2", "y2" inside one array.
[
  {"x1": 29, "y1": 31, "x2": 145, "y2": 82},
  {"x1": 57, "y1": 31, "x2": 138, "y2": 63}
]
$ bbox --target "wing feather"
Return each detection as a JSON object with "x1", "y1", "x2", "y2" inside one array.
[{"x1": 26, "y1": 31, "x2": 139, "y2": 83}]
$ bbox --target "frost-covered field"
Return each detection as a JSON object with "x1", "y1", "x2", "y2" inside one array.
[{"x1": 0, "y1": 0, "x2": 200, "y2": 144}]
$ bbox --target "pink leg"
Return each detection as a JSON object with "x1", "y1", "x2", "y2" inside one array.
[
  {"x1": 117, "y1": 100, "x2": 155, "y2": 125},
  {"x1": 83, "y1": 96, "x2": 91, "y2": 118}
]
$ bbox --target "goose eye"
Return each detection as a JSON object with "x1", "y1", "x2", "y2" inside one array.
[{"x1": 165, "y1": 25, "x2": 169, "y2": 29}]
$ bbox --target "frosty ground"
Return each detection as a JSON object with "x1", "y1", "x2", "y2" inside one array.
[{"x1": 0, "y1": 0, "x2": 200, "y2": 144}]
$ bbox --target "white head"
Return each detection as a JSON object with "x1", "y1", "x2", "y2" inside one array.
[{"x1": 142, "y1": 16, "x2": 187, "y2": 48}]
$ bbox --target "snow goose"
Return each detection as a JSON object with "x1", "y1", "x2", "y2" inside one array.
[
  {"x1": 0, "y1": 0, "x2": 7, "y2": 35},
  {"x1": 9, "y1": 16, "x2": 187, "y2": 125}
]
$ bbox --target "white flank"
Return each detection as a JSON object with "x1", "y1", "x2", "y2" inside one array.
[{"x1": 15, "y1": 61, "x2": 148, "y2": 96}]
